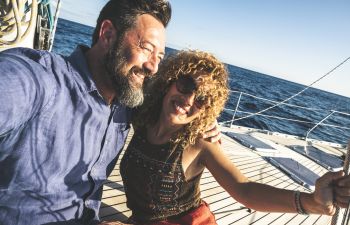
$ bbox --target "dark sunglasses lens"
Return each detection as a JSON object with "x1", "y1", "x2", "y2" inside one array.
[
  {"x1": 194, "y1": 95, "x2": 207, "y2": 108},
  {"x1": 176, "y1": 76, "x2": 197, "y2": 94}
]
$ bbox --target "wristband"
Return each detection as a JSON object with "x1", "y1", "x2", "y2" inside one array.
[{"x1": 294, "y1": 191, "x2": 308, "y2": 215}]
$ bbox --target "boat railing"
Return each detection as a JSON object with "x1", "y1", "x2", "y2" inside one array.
[{"x1": 220, "y1": 90, "x2": 350, "y2": 143}]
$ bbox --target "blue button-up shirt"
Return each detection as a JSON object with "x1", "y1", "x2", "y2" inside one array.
[{"x1": 0, "y1": 46, "x2": 131, "y2": 225}]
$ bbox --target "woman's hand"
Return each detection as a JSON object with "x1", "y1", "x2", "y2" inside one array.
[
  {"x1": 311, "y1": 171, "x2": 346, "y2": 215},
  {"x1": 334, "y1": 171, "x2": 350, "y2": 207}
]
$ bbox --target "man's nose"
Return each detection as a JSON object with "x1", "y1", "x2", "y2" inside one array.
[{"x1": 143, "y1": 54, "x2": 159, "y2": 75}]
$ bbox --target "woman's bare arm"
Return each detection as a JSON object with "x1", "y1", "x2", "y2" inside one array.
[{"x1": 198, "y1": 140, "x2": 345, "y2": 215}]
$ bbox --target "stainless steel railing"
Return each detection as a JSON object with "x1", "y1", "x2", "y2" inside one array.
[{"x1": 220, "y1": 90, "x2": 350, "y2": 144}]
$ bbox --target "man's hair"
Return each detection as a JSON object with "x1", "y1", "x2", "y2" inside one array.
[{"x1": 92, "y1": 0, "x2": 172, "y2": 46}]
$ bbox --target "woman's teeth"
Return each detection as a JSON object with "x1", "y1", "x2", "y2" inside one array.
[{"x1": 174, "y1": 101, "x2": 187, "y2": 114}]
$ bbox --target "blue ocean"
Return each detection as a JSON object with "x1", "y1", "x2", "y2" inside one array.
[{"x1": 52, "y1": 19, "x2": 350, "y2": 145}]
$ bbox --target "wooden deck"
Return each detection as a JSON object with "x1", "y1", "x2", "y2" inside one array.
[{"x1": 99, "y1": 126, "x2": 346, "y2": 224}]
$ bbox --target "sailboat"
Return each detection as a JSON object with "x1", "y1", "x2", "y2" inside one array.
[{"x1": 1, "y1": 1, "x2": 349, "y2": 224}]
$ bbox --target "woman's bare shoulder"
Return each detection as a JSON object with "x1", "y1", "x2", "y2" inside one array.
[{"x1": 193, "y1": 138, "x2": 223, "y2": 164}]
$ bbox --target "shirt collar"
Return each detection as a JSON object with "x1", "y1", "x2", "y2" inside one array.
[{"x1": 67, "y1": 45, "x2": 97, "y2": 93}]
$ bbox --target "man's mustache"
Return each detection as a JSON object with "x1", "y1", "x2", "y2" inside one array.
[{"x1": 130, "y1": 66, "x2": 152, "y2": 78}]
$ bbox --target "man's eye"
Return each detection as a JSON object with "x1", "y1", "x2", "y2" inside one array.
[
  {"x1": 140, "y1": 42, "x2": 153, "y2": 52},
  {"x1": 142, "y1": 46, "x2": 152, "y2": 52},
  {"x1": 158, "y1": 55, "x2": 164, "y2": 61}
]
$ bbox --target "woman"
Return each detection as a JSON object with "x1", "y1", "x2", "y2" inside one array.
[{"x1": 120, "y1": 50, "x2": 350, "y2": 225}]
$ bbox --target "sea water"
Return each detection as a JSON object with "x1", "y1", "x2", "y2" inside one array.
[{"x1": 52, "y1": 18, "x2": 350, "y2": 145}]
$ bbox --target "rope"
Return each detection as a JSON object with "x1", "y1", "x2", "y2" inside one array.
[
  {"x1": 229, "y1": 90, "x2": 327, "y2": 112},
  {"x1": 0, "y1": 0, "x2": 38, "y2": 47},
  {"x1": 230, "y1": 56, "x2": 350, "y2": 122}
]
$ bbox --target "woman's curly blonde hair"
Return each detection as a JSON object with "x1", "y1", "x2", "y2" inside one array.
[{"x1": 133, "y1": 50, "x2": 229, "y2": 148}]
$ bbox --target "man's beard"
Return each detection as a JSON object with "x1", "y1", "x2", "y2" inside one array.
[{"x1": 104, "y1": 40, "x2": 145, "y2": 108}]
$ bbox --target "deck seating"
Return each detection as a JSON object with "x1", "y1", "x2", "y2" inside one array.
[
  {"x1": 224, "y1": 132, "x2": 277, "y2": 152},
  {"x1": 289, "y1": 145, "x2": 344, "y2": 172},
  {"x1": 224, "y1": 132, "x2": 320, "y2": 191},
  {"x1": 265, "y1": 157, "x2": 319, "y2": 191}
]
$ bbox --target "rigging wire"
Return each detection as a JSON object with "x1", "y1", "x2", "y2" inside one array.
[
  {"x1": 230, "y1": 56, "x2": 350, "y2": 122},
  {"x1": 222, "y1": 108, "x2": 350, "y2": 130}
]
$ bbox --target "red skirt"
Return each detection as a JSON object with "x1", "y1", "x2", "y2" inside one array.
[{"x1": 131, "y1": 201, "x2": 217, "y2": 225}]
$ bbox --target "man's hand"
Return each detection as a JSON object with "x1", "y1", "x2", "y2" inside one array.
[{"x1": 202, "y1": 121, "x2": 222, "y2": 143}]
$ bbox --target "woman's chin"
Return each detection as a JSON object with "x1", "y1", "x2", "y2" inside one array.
[{"x1": 166, "y1": 113, "x2": 189, "y2": 126}]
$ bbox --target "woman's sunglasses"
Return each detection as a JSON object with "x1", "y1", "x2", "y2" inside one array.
[{"x1": 175, "y1": 76, "x2": 208, "y2": 108}]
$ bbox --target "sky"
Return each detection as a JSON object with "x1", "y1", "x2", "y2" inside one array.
[{"x1": 58, "y1": 0, "x2": 350, "y2": 97}]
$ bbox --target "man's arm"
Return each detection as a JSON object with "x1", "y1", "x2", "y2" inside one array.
[{"x1": 0, "y1": 51, "x2": 51, "y2": 139}]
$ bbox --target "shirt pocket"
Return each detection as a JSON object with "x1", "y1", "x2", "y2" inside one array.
[{"x1": 114, "y1": 122, "x2": 130, "y2": 146}]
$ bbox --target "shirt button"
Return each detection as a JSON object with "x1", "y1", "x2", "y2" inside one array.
[{"x1": 91, "y1": 168, "x2": 96, "y2": 176}]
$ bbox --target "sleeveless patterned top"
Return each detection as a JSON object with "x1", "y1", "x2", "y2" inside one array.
[{"x1": 120, "y1": 128, "x2": 202, "y2": 222}]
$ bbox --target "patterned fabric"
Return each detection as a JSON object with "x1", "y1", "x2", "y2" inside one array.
[{"x1": 120, "y1": 129, "x2": 203, "y2": 223}]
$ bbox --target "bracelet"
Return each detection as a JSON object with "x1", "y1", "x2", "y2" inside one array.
[{"x1": 294, "y1": 191, "x2": 308, "y2": 215}]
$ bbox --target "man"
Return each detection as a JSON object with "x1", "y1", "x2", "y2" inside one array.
[{"x1": 0, "y1": 0, "x2": 171, "y2": 224}]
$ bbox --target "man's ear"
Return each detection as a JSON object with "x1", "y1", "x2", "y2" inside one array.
[{"x1": 98, "y1": 20, "x2": 117, "y2": 49}]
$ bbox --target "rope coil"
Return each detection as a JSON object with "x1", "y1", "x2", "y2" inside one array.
[{"x1": 0, "y1": 0, "x2": 38, "y2": 47}]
